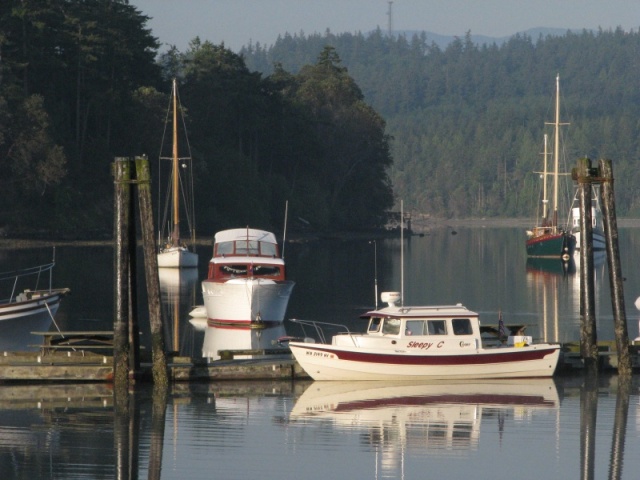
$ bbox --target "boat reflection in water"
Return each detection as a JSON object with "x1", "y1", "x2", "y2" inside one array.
[
  {"x1": 201, "y1": 323, "x2": 289, "y2": 360},
  {"x1": 291, "y1": 379, "x2": 559, "y2": 475},
  {"x1": 158, "y1": 267, "x2": 199, "y2": 355},
  {"x1": 525, "y1": 249, "x2": 606, "y2": 344}
]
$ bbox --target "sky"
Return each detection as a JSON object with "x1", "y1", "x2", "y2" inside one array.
[{"x1": 130, "y1": 0, "x2": 640, "y2": 53}]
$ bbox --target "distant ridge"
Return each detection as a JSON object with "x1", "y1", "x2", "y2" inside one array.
[{"x1": 389, "y1": 27, "x2": 577, "y2": 49}]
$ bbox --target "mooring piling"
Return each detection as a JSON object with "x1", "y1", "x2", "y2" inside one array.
[
  {"x1": 599, "y1": 158, "x2": 631, "y2": 375},
  {"x1": 574, "y1": 158, "x2": 598, "y2": 371},
  {"x1": 573, "y1": 157, "x2": 631, "y2": 375},
  {"x1": 135, "y1": 155, "x2": 168, "y2": 386},
  {"x1": 112, "y1": 157, "x2": 133, "y2": 388}
]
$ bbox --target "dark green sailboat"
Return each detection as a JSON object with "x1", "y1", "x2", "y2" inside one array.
[{"x1": 526, "y1": 75, "x2": 576, "y2": 259}]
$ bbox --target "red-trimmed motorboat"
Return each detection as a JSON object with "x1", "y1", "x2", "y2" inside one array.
[
  {"x1": 288, "y1": 292, "x2": 560, "y2": 381},
  {"x1": 201, "y1": 228, "x2": 294, "y2": 326}
]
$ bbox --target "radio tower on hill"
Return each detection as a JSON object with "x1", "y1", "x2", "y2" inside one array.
[{"x1": 387, "y1": 1, "x2": 394, "y2": 37}]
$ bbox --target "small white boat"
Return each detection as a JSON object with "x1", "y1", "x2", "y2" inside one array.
[
  {"x1": 569, "y1": 185, "x2": 606, "y2": 251},
  {"x1": 201, "y1": 228, "x2": 294, "y2": 326},
  {"x1": 289, "y1": 291, "x2": 560, "y2": 381},
  {"x1": 157, "y1": 78, "x2": 198, "y2": 268},
  {"x1": 0, "y1": 261, "x2": 70, "y2": 325}
]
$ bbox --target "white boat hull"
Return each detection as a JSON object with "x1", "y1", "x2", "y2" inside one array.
[
  {"x1": 573, "y1": 230, "x2": 606, "y2": 251},
  {"x1": 202, "y1": 279, "x2": 294, "y2": 324},
  {"x1": 0, "y1": 289, "x2": 68, "y2": 323},
  {"x1": 289, "y1": 343, "x2": 560, "y2": 381},
  {"x1": 157, "y1": 247, "x2": 198, "y2": 268}
]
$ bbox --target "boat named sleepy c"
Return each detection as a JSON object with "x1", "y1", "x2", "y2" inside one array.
[
  {"x1": 201, "y1": 228, "x2": 294, "y2": 326},
  {"x1": 288, "y1": 291, "x2": 560, "y2": 381}
]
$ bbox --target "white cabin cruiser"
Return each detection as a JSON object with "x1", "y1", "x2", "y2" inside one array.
[
  {"x1": 201, "y1": 228, "x2": 294, "y2": 326},
  {"x1": 289, "y1": 292, "x2": 560, "y2": 381}
]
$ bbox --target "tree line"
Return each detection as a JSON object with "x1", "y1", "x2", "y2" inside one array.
[
  {"x1": 0, "y1": 1, "x2": 393, "y2": 238},
  {"x1": 4, "y1": 2, "x2": 640, "y2": 240},
  {"x1": 243, "y1": 27, "x2": 640, "y2": 220}
]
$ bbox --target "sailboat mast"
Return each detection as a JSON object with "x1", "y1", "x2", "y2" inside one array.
[
  {"x1": 552, "y1": 74, "x2": 560, "y2": 228},
  {"x1": 171, "y1": 78, "x2": 180, "y2": 247},
  {"x1": 542, "y1": 133, "x2": 549, "y2": 221}
]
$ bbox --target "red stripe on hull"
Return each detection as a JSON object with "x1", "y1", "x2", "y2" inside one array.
[{"x1": 299, "y1": 345, "x2": 557, "y2": 365}]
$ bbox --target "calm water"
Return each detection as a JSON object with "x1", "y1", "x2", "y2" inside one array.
[{"x1": 1, "y1": 226, "x2": 640, "y2": 479}]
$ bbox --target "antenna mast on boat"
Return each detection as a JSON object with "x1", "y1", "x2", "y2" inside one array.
[
  {"x1": 282, "y1": 200, "x2": 288, "y2": 260},
  {"x1": 401, "y1": 199, "x2": 404, "y2": 306}
]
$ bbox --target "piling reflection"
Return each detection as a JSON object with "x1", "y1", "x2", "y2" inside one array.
[
  {"x1": 609, "y1": 375, "x2": 631, "y2": 480},
  {"x1": 581, "y1": 374, "x2": 598, "y2": 480},
  {"x1": 158, "y1": 268, "x2": 200, "y2": 356}
]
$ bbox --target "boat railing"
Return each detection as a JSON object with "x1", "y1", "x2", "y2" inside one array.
[
  {"x1": 289, "y1": 318, "x2": 353, "y2": 345},
  {"x1": 0, "y1": 262, "x2": 56, "y2": 302}
]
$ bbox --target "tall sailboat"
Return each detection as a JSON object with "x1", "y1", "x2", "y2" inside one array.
[
  {"x1": 157, "y1": 79, "x2": 199, "y2": 268},
  {"x1": 526, "y1": 74, "x2": 576, "y2": 259}
]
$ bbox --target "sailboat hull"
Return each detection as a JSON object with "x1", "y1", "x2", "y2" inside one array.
[
  {"x1": 526, "y1": 231, "x2": 576, "y2": 258},
  {"x1": 157, "y1": 247, "x2": 198, "y2": 268}
]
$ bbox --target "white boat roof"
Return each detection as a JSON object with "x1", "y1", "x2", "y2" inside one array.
[
  {"x1": 362, "y1": 304, "x2": 478, "y2": 319},
  {"x1": 214, "y1": 228, "x2": 277, "y2": 244}
]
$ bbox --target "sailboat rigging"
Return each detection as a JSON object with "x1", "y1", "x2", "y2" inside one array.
[{"x1": 157, "y1": 79, "x2": 199, "y2": 268}]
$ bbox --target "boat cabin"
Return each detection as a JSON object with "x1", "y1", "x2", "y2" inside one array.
[
  {"x1": 330, "y1": 295, "x2": 488, "y2": 353},
  {"x1": 208, "y1": 228, "x2": 286, "y2": 281}
]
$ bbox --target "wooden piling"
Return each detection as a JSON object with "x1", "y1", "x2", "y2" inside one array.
[
  {"x1": 112, "y1": 158, "x2": 132, "y2": 389},
  {"x1": 129, "y1": 162, "x2": 140, "y2": 376},
  {"x1": 599, "y1": 159, "x2": 632, "y2": 375},
  {"x1": 575, "y1": 158, "x2": 598, "y2": 371},
  {"x1": 135, "y1": 156, "x2": 168, "y2": 387}
]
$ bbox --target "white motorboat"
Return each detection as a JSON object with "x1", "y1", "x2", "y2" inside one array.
[
  {"x1": 569, "y1": 185, "x2": 606, "y2": 251},
  {"x1": 289, "y1": 291, "x2": 560, "y2": 381},
  {"x1": 157, "y1": 78, "x2": 198, "y2": 268},
  {"x1": 0, "y1": 261, "x2": 69, "y2": 326},
  {"x1": 201, "y1": 228, "x2": 294, "y2": 326}
]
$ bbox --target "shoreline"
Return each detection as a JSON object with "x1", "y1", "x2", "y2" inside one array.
[{"x1": 2, "y1": 217, "x2": 640, "y2": 248}]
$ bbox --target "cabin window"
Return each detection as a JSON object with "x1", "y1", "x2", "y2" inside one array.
[
  {"x1": 405, "y1": 320, "x2": 425, "y2": 336},
  {"x1": 368, "y1": 317, "x2": 382, "y2": 333},
  {"x1": 261, "y1": 242, "x2": 277, "y2": 257},
  {"x1": 382, "y1": 318, "x2": 401, "y2": 335},
  {"x1": 216, "y1": 241, "x2": 234, "y2": 256},
  {"x1": 253, "y1": 265, "x2": 280, "y2": 276},
  {"x1": 220, "y1": 265, "x2": 247, "y2": 276},
  {"x1": 236, "y1": 240, "x2": 260, "y2": 255},
  {"x1": 427, "y1": 320, "x2": 447, "y2": 335},
  {"x1": 452, "y1": 318, "x2": 472, "y2": 335}
]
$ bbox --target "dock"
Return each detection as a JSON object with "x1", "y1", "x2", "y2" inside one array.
[
  {"x1": 0, "y1": 345, "x2": 310, "y2": 382},
  {"x1": 0, "y1": 339, "x2": 638, "y2": 382}
]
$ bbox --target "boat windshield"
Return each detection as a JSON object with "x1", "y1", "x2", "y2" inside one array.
[
  {"x1": 216, "y1": 240, "x2": 278, "y2": 257},
  {"x1": 368, "y1": 317, "x2": 382, "y2": 333},
  {"x1": 382, "y1": 318, "x2": 401, "y2": 335}
]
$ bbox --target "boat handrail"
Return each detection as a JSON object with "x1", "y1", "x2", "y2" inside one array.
[
  {"x1": 289, "y1": 318, "x2": 352, "y2": 345},
  {"x1": 0, "y1": 262, "x2": 56, "y2": 301}
]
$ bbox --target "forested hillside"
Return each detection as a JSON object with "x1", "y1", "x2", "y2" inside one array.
[
  {"x1": 2, "y1": 2, "x2": 640, "y2": 239},
  {"x1": 0, "y1": 1, "x2": 392, "y2": 237},
  {"x1": 243, "y1": 28, "x2": 640, "y2": 219}
]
